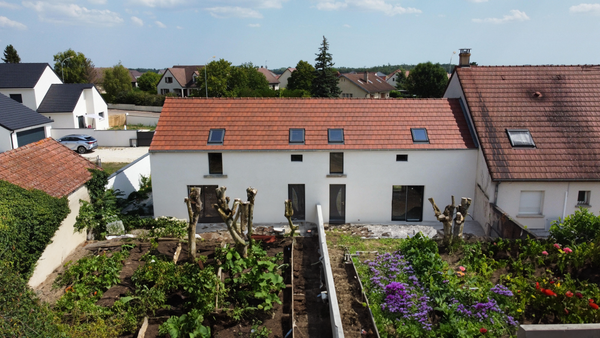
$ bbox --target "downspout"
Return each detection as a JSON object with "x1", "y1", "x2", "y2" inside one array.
[
  {"x1": 562, "y1": 183, "x2": 570, "y2": 219},
  {"x1": 10, "y1": 131, "x2": 15, "y2": 149},
  {"x1": 493, "y1": 181, "x2": 501, "y2": 206}
]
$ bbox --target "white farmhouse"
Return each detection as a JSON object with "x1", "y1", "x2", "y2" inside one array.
[{"x1": 150, "y1": 97, "x2": 478, "y2": 225}]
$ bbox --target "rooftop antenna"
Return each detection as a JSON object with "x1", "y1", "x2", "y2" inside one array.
[
  {"x1": 265, "y1": 60, "x2": 268, "y2": 69},
  {"x1": 449, "y1": 51, "x2": 456, "y2": 73}
]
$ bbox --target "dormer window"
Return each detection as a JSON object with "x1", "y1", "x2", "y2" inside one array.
[
  {"x1": 208, "y1": 128, "x2": 225, "y2": 144},
  {"x1": 411, "y1": 128, "x2": 429, "y2": 143},
  {"x1": 289, "y1": 129, "x2": 305, "y2": 144},
  {"x1": 506, "y1": 129, "x2": 535, "y2": 147},
  {"x1": 165, "y1": 77, "x2": 173, "y2": 83},
  {"x1": 328, "y1": 128, "x2": 344, "y2": 144}
]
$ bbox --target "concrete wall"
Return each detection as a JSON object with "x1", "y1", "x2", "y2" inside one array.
[
  {"x1": 151, "y1": 149, "x2": 478, "y2": 224},
  {"x1": 108, "y1": 103, "x2": 162, "y2": 113},
  {"x1": 51, "y1": 128, "x2": 137, "y2": 147},
  {"x1": 518, "y1": 324, "x2": 600, "y2": 338},
  {"x1": 107, "y1": 153, "x2": 151, "y2": 197},
  {"x1": 127, "y1": 115, "x2": 159, "y2": 126},
  {"x1": 28, "y1": 185, "x2": 89, "y2": 288},
  {"x1": 0, "y1": 127, "x2": 13, "y2": 152}
]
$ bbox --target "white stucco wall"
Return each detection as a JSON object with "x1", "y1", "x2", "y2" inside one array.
[
  {"x1": 12, "y1": 123, "x2": 53, "y2": 148},
  {"x1": 51, "y1": 128, "x2": 137, "y2": 147},
  {"x1": 28, "y1": 185, "x2": 89, "y2": 288},
  {"x1": 84, "y1": 87, "x2": 109, "y2": 130},
  {"x1": 34, "y1": 66, "x2": 62, "y2": 108},
  {"x1": 0, "y1": 127, "x2": 13, "y2": 152},
  {"x1": 41, "y1": 113, "x2": 77, "y2": 129},
  {"x1": 278, "y1": 70, "x2": 293, "y2": 89},
  {"x1": 107, "y1": 153, "x2": 151, "y2": 197},
  {"x1": 0, "y1": 88, "x2": 37, "y2": 110},
  {"x1": 156, "y1": 70, "x2": 184, "y2": 95},
  {"x1": 151, "y1": 149, "x2": 478, "y2": 224}
]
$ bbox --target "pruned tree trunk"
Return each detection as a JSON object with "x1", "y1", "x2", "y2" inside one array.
[
  {"x1": 284, "y1": 200, "x2": 299, "y2": 236},
  {"x1": 184, "y1": 187, "x2": 202, "y2": 262},
  {"x1": 453, "y1": 197, "x2": 472, "y2": 240},
  {"x1": 213, "y1": 186, "x2": 257, "y2": 258},
  {"x1": 247, "y1": 187, "x2": 257, "y2": 247},
  {"x1": 428, "y1": 196, "x2": 456, "y2": 247}
]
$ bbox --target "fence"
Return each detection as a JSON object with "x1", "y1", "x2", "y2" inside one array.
[
  {"x1": 51, "y1": 129, "x2": 137, "y2": 147},
  {"x1": 108, "y1": 103, "x2": 162, "y2": 113}
]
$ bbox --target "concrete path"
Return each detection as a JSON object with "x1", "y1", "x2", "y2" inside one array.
[{"x1": 81, "y1": 146, "x2": 149, "y2": 163}]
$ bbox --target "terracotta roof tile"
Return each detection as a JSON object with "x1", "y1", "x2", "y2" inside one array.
[
  {"x1": 150, "y1": 97, "x2": 475, "y2": 152},
  {"x1": 0, "y1": 138, "x2": 97, "y2": 198},
  {"x1": 456, "y1": 65, "x2": 600, "y2": 181}
]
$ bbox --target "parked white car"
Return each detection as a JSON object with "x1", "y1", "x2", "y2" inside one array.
[{"x1": 56, "y1": 134, "x2": 98, "y2": 154}]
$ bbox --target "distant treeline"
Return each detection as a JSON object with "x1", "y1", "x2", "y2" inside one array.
[{"x1": 272, "y1": 63, "x2": 456, "y2": 76}]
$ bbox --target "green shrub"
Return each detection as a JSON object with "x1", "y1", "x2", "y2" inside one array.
[
  {"x1": 113, "y1": 89, "x2": 167, "y2": 106},
  {"x1": 550, "y1": 208, "x2": 600, "y2": 246}
]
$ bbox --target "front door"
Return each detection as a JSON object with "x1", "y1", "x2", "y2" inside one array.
[
  {"x1": 329, "y1": 184, "x2": 345, "y2": 223},
  {"x1": 392, "y1": 185, "x2": 424, "y2": 222},
  {"x1": 288, "y1": 184, "x2": 305, "y2": 221},
  {"x1": 188, "y1": 185, "x2": 221, "y2": 223},
  {"x1": 77, "y1": 115, "x2": 86, "y2": 129}
]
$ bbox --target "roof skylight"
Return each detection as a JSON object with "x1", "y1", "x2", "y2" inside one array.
[
  {"x1": 506, "y1": 129, "x2": 535, "y2": 147},
  {"x1": 328, "y1": 128, "x2": 344, "y2": 144},
  {"x1": 289, "y1": 129, "x2": 305, "y2": 144},
  {"x1": 411, "y1": 128, "x2": 429, "y2": 143},
  {"x1": 208, "y1": 128, "x2": 225, "y2": 144}
]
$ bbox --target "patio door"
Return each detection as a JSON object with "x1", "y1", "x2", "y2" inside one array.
[
  {"x1": 187, "y1": 185, "x2": 221, "y2": 223},
  {"x1": 392, "y1": 185, "x2": 424, "y2": 222},
  {"x1": 329, "y1": 184, "x2": 345, "y2": 223},
  {"x1": 288, "y1": 184, "x2": 305, "y2": 221}
]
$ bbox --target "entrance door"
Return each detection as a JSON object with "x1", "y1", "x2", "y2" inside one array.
[
  {"x1": 392, "y1": 185, "x2": 424, "y2": 222},
  {"x1": 77, "y1": 115, "x2": 86, "y2": 129},
  {"x1": 187, "y1": 185, "x2": 221, "y2": 223},
  {"x1": 329, "y1": 184, "x2": 345, "y2": 223},
  {"x1": 288, "y1": 184, "x2": 305, "y2": 221}
]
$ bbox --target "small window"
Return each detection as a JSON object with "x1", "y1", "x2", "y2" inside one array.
[
  {"x1": 289, "y1": 129, "x2": 305, "y2": 144},
  {"x1": 208, "y1": 129, "x2": 225, "y2": 144},
  {"x1": 161, "y1": 89, "x2": 170, "y2": 95},
  {"x1": 165, "y1": 77, "x2": 173, "y2": 83},
  {"x1": 411, "y1": 128, "x2": 429, "y2": 143},
  {"x1": 208, "y1": 153, "x2": 223, "y2": 175},
  {"x1": 396, "y1": 154, "x2": 408, "y2": 162},
  {"x1": 507, "y1": 129, "x2": 535, "y2": 147},
  {"x1": 519, "y1": 191, "x2": 544, "y2": 215},
  {"x1": 328, "y1": 129, "x2": 344, "y2": 144},
  {"x1": 330, "y1": 152, "x2": 344, "y2": 174},
  {"x1": 291, "y1": 154, "x2": 303, "y2": 162},
  {"x1": 9, "y1": 94, "x2": 22, "y2": 103},
  {"x1": 577, "y1": 191, "x2": 591, "y2": 206}
]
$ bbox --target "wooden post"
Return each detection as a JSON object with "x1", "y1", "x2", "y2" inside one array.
[
  {"x1": 184, "y1": 187, "x2": 202, "y2": 261},
  {"x1": 453, "y1": 197, "x2": 472, "y2": 240},
  {"x1": 246, "y1": 187, "x2": 257, "y2": 242}
]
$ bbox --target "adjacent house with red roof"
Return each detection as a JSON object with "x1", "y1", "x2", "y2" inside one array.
[
  {"x1": 0, "y1": 138, "x2": 97, "y2": 287},
  {"x1": 156, "y1": 65, "x2": 203, "y2": 97},
  {"x1": 444, "y1": 51, "x2": 600, "y2": 234},
  {"x1": 338, "y1": 72, "x2": 395, "y2": 98},
  {"x1": 150, "y1": 97, "x2": 477, "y2": 224}
]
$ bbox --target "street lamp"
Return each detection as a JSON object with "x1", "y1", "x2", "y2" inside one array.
[
  {"x1": 60, "y1": 55, "x2": 74, "y2": 83},
  {"x1": 204, "y1": 56, "x2": 215, "y2": 98}
]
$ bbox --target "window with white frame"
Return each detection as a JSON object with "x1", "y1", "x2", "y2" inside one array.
[
  {"x1": 519, "y1": 191, "x2": 544, "y2": 215},
  {"x1": 507, "y1": 129, "x2": 535, "y2": 147},
  {"x1": 577, "y1": 191, "x2": 591, "y2": 206}
]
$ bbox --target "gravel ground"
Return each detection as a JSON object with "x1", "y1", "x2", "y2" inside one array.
[{"x1": 81, "y1": 146, "x2": 149, "y2": 163}]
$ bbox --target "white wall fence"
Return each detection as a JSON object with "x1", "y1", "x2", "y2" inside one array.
[
  {"x1": 109, "y1": 103, "x2": 162, "y2": 113},
  {"x1": 127, "y1": 114, "x2": 159, "y2": 126},
  {"x1": 107, "y1": 153, "x2": 151, "y2": 197},
  {"x1": 51, "y1": 128, "x2": 137, "y2": 147}
]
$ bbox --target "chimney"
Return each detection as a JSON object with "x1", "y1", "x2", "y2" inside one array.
[
  {"x1": 364, "y1": 71, "x2": 368, "y2": 82},
  {"x1": 459, "y1": 48, "x2": 471, "y2": 67}
]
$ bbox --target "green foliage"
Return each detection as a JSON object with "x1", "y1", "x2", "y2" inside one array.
[
  {"x1": 158, "y1": 309, "x2": 210, "y2": 338},
  {"x1": 146, "y1": 217, "x2": 187, "y2": 239},
  {"x1": 196, "y1": 60, "x2": 274, "y2": 97},
  {"x1": 550, "y1": 208, "x2": 600, "y2": 246},
  {"x1": 404, "y1": 62, "x2": 449, "y2": 98},
  {"x1": 2, "y1": 44, "x2": 20, "y2": 63},
  {"x1": 311, "y1": 36, "x2": 341, "y2": 98},
  {"x1": 0, "y1": 180, "x2": 70, "y2": 276},
  {"x1": 395, "y1": 68, "x2": 408, "y2": 90},
  {"x1": 114, "y1": 88, "x2": 166, "y2": 106},
  {"x1": 136, "y1": 71, "x2": 161, "y2": 93},
  {"x1": 53, "y1": 49, "x2": 94, "y2": 83},
  {"x1": 127, "y1": 175, "x2": 152, "y2": 202},
  {"x1": 75, "y1": 169, "x2": 122, "y2": 239},
  {"x1": 280, "y1": 88, "x2": 311, "y2": 97},
  {"x1": 287, "y1": 60, "x2": 315, "y2": 92},
  {"x1": 103, "y1": 62, "x2": 133, "y2": 102},
  {"x1": 250, "y1": 320, "x2": 271, "y2": 337}
]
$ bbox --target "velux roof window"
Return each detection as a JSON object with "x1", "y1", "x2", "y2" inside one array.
[
  {"x1": 289, "y1": 129, "x2": 305, "y2": 144},
  {"x1": 208, "y1": 128, "x2": 225, "y2": 144},
  {"x1": 328, "y1": 128, "x2": 344, "y2": 144},
  {"x1": 411, "y1": 128, "x2": 429, "y2": 143},
  {"x1": 506, "y1": 129, "x2": 535, "y2": 148}
]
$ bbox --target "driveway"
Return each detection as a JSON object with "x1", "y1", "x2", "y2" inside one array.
[{"x1": 81, "y1": 146, "x2": 149, "y2": 163}]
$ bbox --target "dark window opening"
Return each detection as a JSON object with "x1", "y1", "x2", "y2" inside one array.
[
  {"x1": 208, "y1": 153, "x2": 223, "y2": 175},
  {"x1": 291, "y1": 154, "x2": 303, "y2": 162},
  {"x1": 165, "y1": 77, "x2": 173, "y2": 83},
  {"x1": 187, "y1": 185, "x2": 221, "y2": 223},
  {"x1": 9, "y1": 94, "x2": 22, "y2": 103},
  {"x1": 396, "y1": 154, "x2": 408, "y2": 162},
  {"x1": 411, "y1": 128, "x2": 429, "y2": 143},
  {"x1": 328, "y1": 128, "x2": 344, "y2": 144},
  {"x1": 392, "y1": 185, "x2": 424, "y2": 222},
  {"x1": 208, "y1": 129, "x2": 225, "y2": 144},
  {"x1": 330, "y1": 152, "x2": 344, "y2": 174},
  {"x1": 288, "y1": 184, "x2": 305, "y2": 221},
  {"x1": 289, "y1": 129, "x2": 305, "y2": 143},
  {"x1": 577, "y1": 191, "x2": 590, "y2": 206}
]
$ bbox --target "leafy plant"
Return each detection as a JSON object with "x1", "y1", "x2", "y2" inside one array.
[
  {"x1": 158, "y1": 309, "x2": 210, "y2": 338},
  {"x1": 550, "y1": 208, "x2": 600, "y2": 246}
]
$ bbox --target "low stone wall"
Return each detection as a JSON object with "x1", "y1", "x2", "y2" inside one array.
[
  {"x1": 108, "y1": 103, "x2": 162, "y2": 113},
  {"x1": 490, "y1": 204, "x2": 538, "y2": 239},
  {"x1": 518, "y1": 324, "x2": 600, "y2": 338}
]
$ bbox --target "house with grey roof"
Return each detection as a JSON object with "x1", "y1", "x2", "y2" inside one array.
[
  {"x1": 338, "y1": 72, "x2": 395, "y2": 98},
  {"x1": 38, "y1": 83, "x2": 109, "y2": 130},
  {"x1": 0, "y1": 93, "x2": 53, "y2": 152},
  {"x1": 0, "y1": 63, "x2": 62, "y2": 111}
]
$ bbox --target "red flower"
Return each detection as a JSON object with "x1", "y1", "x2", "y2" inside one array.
[
  {"x1": 590, "y1": 299, "x2": 595, "y2": 303},
  {"x1": 590, "y1": 303, "x2": 599, "y2": 310},
  {"x1": 564, "y1": 308, "x2": 569, "y2": 314},
  {"x1": 576, "y1": 292, "x2": 583, "y2": 299},
  {"x1": 550, "y1": 280, "x2": 555, "y2": 284},
  {"x1": 536, "y1": 282, "x2": 540, "y2": 290},
  {"x1": 541, "y1": 289, "x2": 557, "y2": 297},
  {"x1": 480, "y1": 328, "x2": 488, "y2": 334},
  {"x1": 565, "y1": 291, "x2": 573, "y2": 298},
  {"x1": 554, "y1": 243, "x2": 561, "y2": 249}
]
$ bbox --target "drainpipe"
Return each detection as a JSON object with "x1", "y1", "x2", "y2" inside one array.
[
  {"x1": 493, "y1": 181, "x2": 501, "y2": 206},
  {"x1": 562, "y1": 183, "x2": 570, "y2": 219},
  {"x1": 10, "y1": 131, "x2": 15, "y2": 149}
]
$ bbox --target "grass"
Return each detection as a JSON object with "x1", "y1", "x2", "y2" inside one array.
[
  {"x1": 101, "y1": 162, "x2": 130, "y2": 175},
  {"x1": 110, "y1": 124, "x2": 156, "y2": 131}
]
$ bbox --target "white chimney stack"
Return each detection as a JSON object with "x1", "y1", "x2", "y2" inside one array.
[{"x1": 459, "y1": 48, "x2": 472, "y2": 67}]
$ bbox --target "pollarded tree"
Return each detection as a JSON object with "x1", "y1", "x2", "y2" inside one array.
[
  {"x1": 404, "y1": 62, "x2": 448, "y2": 98},
  {"x1": 311, "y1": 36, "x2": 341, "y2": 98},
  {"x1": 2, "y1": 45, "x2": 20, "y2": 63},
  {"x1": 103, "y1": 62, "x2": 132, "y2": 102},
  {"x1": 287, "y1": 60, "x2": 315, "y2": 93},
  {"x1": 53, "y1": 49, "x2": 95, "y2": 83},
  {"x1": 137, "y1": 71, "x2": 161, "y2": 94}
]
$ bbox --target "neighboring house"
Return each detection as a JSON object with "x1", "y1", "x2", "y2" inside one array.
[
  {"x1": 0, "y1": 63, "x2": 62, "y2": 111},
  {"x1": 156, "y1": 65, "x2": 202, "y2": 97},
  {"x1": 0, "y1": 137, "x2": 96, "y2": 287},
  {"x1": 0, "y1": 93, "x2": 53, "y2": 152},
  {"x1": 386, "y1": 69, "x2": 409, "y2": 88},
  {"x1": 338, "y1": 72, "x2": 395, "y2": 98},
  {"x1": 278, "y1": 67, "x2": 295, "y2": 89},
  {"x1": 129, "y1": 70, "x2": 143, "y2": 88},
  {"x1": 37, "y1": 83, "x2": 109, "y2": 130},
  {"x1": 150, "y1": 97, "x2": 477, "y2": 225},
  {"x1": 257, "y1": 67, "x2": 280, "y2": 90},
  {"x1": 444, "y1": 51, "x2": 600, "y2": 233}
]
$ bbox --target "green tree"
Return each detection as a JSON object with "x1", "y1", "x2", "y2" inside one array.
[
  {"x1": 404, "y1": 62, "x2": 448, "y2": 98},
  {"x1": 311, "y1": 36, "x2": 341, "y2": 98},
  {"x1": 53, "y1": 49, "x2": 94, "y2": 83},
  {"x1": 2, "y1": 44, "x2": 20, "y2": 63},
  {"x1": 196, "y1": 60, "x2": 271, "y2": 97},
  {"x1": 395, "y1": 68, "x2": 408, "y2": 90},
  {"x1": 103, "y1": 62, "x2": 132, "y2": 102},
  {"x1": 241, "y1": 63, "x2": 270, "y2": 91},
  {"x1": 287, "y1": 60, "x2": 315, "y2": 94},
  {"x1": 137, "y1": 71, "x2": 161, "y2": 93},
  {"x1": 197, "y1": 59, "x2": 231, "y2": 97}
]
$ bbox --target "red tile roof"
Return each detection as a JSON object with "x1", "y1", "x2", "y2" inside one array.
[
  {"x1": 456, "y1": 65, "x2": 600, "y2": 181},
  {"x1": 257, "y1": 67, "x2": 280, "y2": 85},
  {"x1": 150, "y1": 97, "x2": 475, "y2": 152},
  {"x1": 340, "y1": 73, "x2": 396, "y2": 93},
  {"x1": 0, "y1": 138, "x2": 96, "y2": 197}
]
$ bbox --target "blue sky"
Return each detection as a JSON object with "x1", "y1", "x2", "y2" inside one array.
[{"x1": 1, "y1": 0, "x2": 599, "y2": 70}]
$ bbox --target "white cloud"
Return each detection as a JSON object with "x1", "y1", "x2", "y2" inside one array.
[
  {"x1": 472, "y1": 9, "x2": 529, "y2": 24},
  {"x1": 468, "y1": 0, "x2": 487, "y2": 2},
  {"x1": 343, "y1": 23, "x2": 351, "y2": 28},
  {"x1": 176, "y1": 25, "x2": 183, "y2": 29},
  {"x1": 155, "y1": 20, "x2": 166, "y2": 28},
  {"x1": 22, "y1": 1, "x2": 123, "y2": 26},
  {"x1": 127, "y1": 0, "x2": 188, "y2": 8},
  {"x1": 0, "y1": 1, "x2": 20, "y2": 9},
  {"x1": 206, "y1": 6, "x2": 263, "y2": 18},
  {"x1": 131, "y1": 16, "x2": 143, "y2": 26},
  {"x1": 570, "y1": 3, "x2": 600, "y2": 14},
  {"x1": 88, "y1": 0, "x2": 107, "y2": 4},
  {"x1": 248, "y1": 23, "x2": 260, "y2": 27},
  {"x1": 0, "y1": 16, "x2": 27, "y2": 30},
  {"x1": 315, "y1": 0, "x2": 421, "y2": 16},
  {"x1": 256, "y1": 0, "x2": 288, "y2": 9}
]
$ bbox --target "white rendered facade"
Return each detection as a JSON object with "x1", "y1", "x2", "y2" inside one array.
[{"x1": 0, "y1": 66, "x2": 61, "y2": 110}]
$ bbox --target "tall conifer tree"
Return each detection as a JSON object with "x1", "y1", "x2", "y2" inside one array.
[{"x1": 311, "y1": 36, "x2": 341, "y2": 98}]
